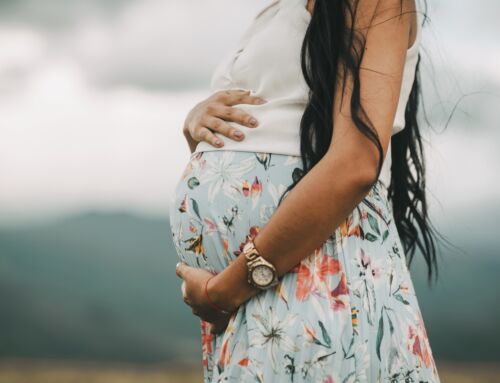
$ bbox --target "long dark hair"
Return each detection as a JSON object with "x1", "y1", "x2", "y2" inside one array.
[{"x1": 277, "y1": 0, "x2": 445, "y2": 281}]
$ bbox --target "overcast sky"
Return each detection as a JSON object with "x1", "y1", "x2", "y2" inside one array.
[{"x1": 0, "y1": 0, "x2": 499, "y2": 225}]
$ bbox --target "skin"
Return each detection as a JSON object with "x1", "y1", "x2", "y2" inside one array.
[
  {"x1": 176, "y1": 0, "x2": 418, "y2": 334},
  {"x1": 182, "y1": 89, "x2": 268, "y2": 153}
]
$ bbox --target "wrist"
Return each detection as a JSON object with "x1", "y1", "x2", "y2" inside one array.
[
  {"x1": 205, "y1": 275, "x2": 234, "y2": 315},
  {"x1": 207, "y1": 273, "x2": 240, "y2": 313},
  {"x1": 209, "y1": 262, "x2": 260, "y2": 311}
]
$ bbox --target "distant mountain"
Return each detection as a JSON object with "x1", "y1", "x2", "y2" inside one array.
[
  {"x1": 0, "y1": 211, "x2": 200, "y2": 364},
  {"x1": 0, "y1": 208, "x2": 498, "y2": 363}
]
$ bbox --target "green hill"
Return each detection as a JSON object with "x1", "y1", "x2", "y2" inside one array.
[
  {"x1": 0, "y1": 212, "x2": 199, "y2": 364},
  {"x1": 0, "y1": 208, "x2": 498, "y2": 363}
]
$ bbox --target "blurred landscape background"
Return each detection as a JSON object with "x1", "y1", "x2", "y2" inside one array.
[{"x1": 1, "y1": 0, "x2": 499, "y2": 382}]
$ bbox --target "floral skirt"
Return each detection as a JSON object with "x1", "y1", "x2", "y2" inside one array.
[{"x1": 169, "y1": 150, "x2": 441, "y2": 383}]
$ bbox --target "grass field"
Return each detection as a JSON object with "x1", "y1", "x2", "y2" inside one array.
[{"x1": 0, "y1": 360, "x2": 499, "y2": 383}]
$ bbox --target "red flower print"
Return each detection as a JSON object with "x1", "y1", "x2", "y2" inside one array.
[
  {"x1": 294, "y1": 248, "x2": 341, "y2": 301},
  {"x1": 178, "y1": 193, "x2": 189, "y2": 213},
  {"x1": 339, "y1": 215, "x2": 363, "y2": 238},
  {"x1": 242, "y1": 180, "x2": 250, "y2": 197},
  {"x1": 218, "y1": 333, "x2": 232, "y2": 371},
  {"x1": 407, "y1": 317, "x2": 432, "y2": 368},
  {"x1": 238, "y1": 358, "x2": 249, "y2": 366},
  {"x1": 315, "y1": 251, "x2": 340, "y2": 282},
  {"x1": 251, "y1": 176, "x2": 262, "y2": 196},
  {"x1": 331, "y1": 272, "x2": 349, "y2": 310},
  {"x1": 233, "y1": 226, "x2": 261, "y2": 257},
  {"x1": 295, "y1": 262, "x2": 315, "y2": 301},
  {"x1": 200, "y1": 320, "x2": 214, "y2": 367}
]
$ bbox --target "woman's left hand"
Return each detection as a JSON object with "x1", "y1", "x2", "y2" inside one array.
[{"x1": 175, "y1": 261, "x2": 235, "y2": 334}]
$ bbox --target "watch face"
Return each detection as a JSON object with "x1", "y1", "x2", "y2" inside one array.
[{"x1": 251, "y1": 265, "x2": 274, "y2": 287}]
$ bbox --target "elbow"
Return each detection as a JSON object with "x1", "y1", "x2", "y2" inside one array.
[
  {"x1": 325, "y1": 149, "x2": 380, "y2": 194},
  {"x1": 354, "y1": 164, "x2": 380, "y2": 194},
  {"x1": 344, "y1": 157, "x2": 379, "y2": 195}
]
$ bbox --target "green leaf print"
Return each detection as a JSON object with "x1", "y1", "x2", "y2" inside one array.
[
  {"x1": 394, "y1": 293, "x2": 411, "y2": 305},
  {"x1": 318, "y1": 320, "x2": 332, "y2": 348},
  {"x1": 382, "y1": 229, "x2": 389, "y2": 243},
  {"x1": 365, "y1": 233, "x2": 378, "y2": 242},
  {"x1": 387, "y1": 313, "x2": 395, "y2": 335},
  {"x1": 367, "y1": 213, "x2": 381, "y2": 235},
  {"x1": 190, "y1": 198, "x2": 201, "y2": 220},
  {"x1": 187, "y1": 177, "x2": 200, "y2": 189},
  {"x1": 376, "y1": 313, "x2": 384, "y2": 361}
]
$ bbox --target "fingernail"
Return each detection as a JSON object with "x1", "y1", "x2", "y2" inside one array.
[
  {"x1": 256, "y1": 98, "x2": 267, "y2": 104},
  {"x1": 233, "y1": 131, "x2": 243, "y2": 138},
  {"x1": 249, "y1": 118, "x2": 258, "y2": 127},
  {"x1": 215, "y1": 139, "x2": 222, "y2": 146}
]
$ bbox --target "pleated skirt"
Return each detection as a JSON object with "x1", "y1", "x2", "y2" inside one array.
[{"x1": 169, "y1": 150, "x2": 441, "y2": 383}]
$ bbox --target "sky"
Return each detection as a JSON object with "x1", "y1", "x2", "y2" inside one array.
[{"x1": 0, "y1": 0, "x2": 499, "y2": 225}]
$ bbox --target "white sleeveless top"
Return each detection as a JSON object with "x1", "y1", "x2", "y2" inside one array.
[{"x1": 195, "y1": 0, "x2": 423, "y2": 189}]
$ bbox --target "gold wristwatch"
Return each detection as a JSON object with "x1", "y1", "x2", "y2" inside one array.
[{"x1": 242, "y1": 238, "x2": 279, "y2": 289}]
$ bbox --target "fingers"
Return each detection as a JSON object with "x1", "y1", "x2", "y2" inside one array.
[
  {"x1": 197, "y1": 105, "x2": 261, "y2": 147},
  {"x1": 209, "y1": 316, "x2": 232, "y2": 335},
  {"x1": 218, "y1": 89, "x2": 267, "y2": 107},
  {"x1": 195, "y1": 126, "x2": 224, "y2": 148},
  {"x1": 176, "y1": 263, "x2": 190, "y2": 305},
  {"x1": 217, "y1": 106, "x2": 260, "y2": 129},
  {"x1": 175, "y1": 261, "x2": 182, "y2": 278},
  {"x1": 204, "y1": 115, "x2": 246, "y2": 143},
  {"x1": 181, "y1": 280, "x2": 190, "y2": 305},
  {"x1": 210, "y1": 325, "x2": 224, "y2": 335},
  {"x1": 175, "y1": 261, "x2": 189, "y2": 279},
  {"x1": 187, "y1": 89, "x2": 267, "y2": 148},
  {"x1": 205, "y1": 101, "x2": 260, "y2": 130}
]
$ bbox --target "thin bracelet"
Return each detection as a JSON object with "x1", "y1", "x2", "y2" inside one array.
[{"x1": 204, "y1": 275, "x2": 234, "y2": 316}]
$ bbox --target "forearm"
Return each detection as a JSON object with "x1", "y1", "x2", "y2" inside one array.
[
  {"x1": 207, "y1": 0, "x2": 410, "y2": 313},
  {"x1": 210, "y1": 150, "x2": 377, "y2": 310}
]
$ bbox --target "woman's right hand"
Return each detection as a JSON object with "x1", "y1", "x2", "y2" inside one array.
[{"x1": 183, "y1": 89, "x2": 267, "y2": 152}]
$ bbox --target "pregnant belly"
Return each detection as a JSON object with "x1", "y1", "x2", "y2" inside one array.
[{"x1": 168, "y1": 150, "x2": 302, "y2": 273}]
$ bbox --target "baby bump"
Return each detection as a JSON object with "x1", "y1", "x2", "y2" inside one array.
[{"x1": 169, "y1": 150, "x2": 301, "y2": 272}]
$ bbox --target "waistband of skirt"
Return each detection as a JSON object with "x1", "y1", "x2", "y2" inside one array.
[
  {"x1": 190, "y1": 149, "x2": 302, "y2": 159},
  {"x1": 191, "y1": 149, "x2": 390, "y2": 191}
]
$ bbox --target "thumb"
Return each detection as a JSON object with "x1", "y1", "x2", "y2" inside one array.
[{"x1": 175, "y1": 261, "x2": 188, "y2": 279}]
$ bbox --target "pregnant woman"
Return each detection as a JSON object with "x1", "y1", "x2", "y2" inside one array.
[{"x1": 170, "y1": 0, "x2": 442, "y2": 381}]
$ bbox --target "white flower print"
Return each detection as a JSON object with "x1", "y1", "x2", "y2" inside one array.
[
  {"x1": 248, "y1": 297, "x2": 300, "y2": 372},
  {"x1": 169, "y1": 150, "x2": 441, "y2": 383},
  {"x1": 351, "y1": 249, "x2": 378, "y2": 325},
  {"x1": 170, "y1": 219, "x2": 185, "y2": 261},
  {"x1": 268, "y1": 182, "x2": 287, "y2": 206},
  {"x1": 354, "y1": 339, "x2": 371, "y2": 382},
  {"x1": 198, "y1": 151, "x2": 256, "y2": 203},
  {"x1": 300, "y1": 349, "x2": 339, "y2": 382},
  {"x1": 284, "y1": 155, "x2": 300, "y2": 166}
]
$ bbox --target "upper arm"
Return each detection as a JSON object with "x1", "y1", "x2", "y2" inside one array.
[{"x1": 327, "y1": 0, "x2": 414, "y2": 181}]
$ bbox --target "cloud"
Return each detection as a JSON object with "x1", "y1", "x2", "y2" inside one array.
[
  {"x1": 2, "y1": 0, "x2": 499, "y2": 92},
  {"x1": 0, "y1": 0, "x2": 131, "y2": 29},
  {"x1": 0, "y1": 55, "x2": 210, "y2": 223},
  {"x1": 68, "y1": 0, "x2": 268, "y2": 90},
  {"x1": 0, "y1": 28, "x2": 47, "y2": 92},
  {"x1": 1, "y1": 0, "x2": 270, "y2": 90},
  {"x1": 0, "y1": 0, "x2": 498, "y2": 225}
]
